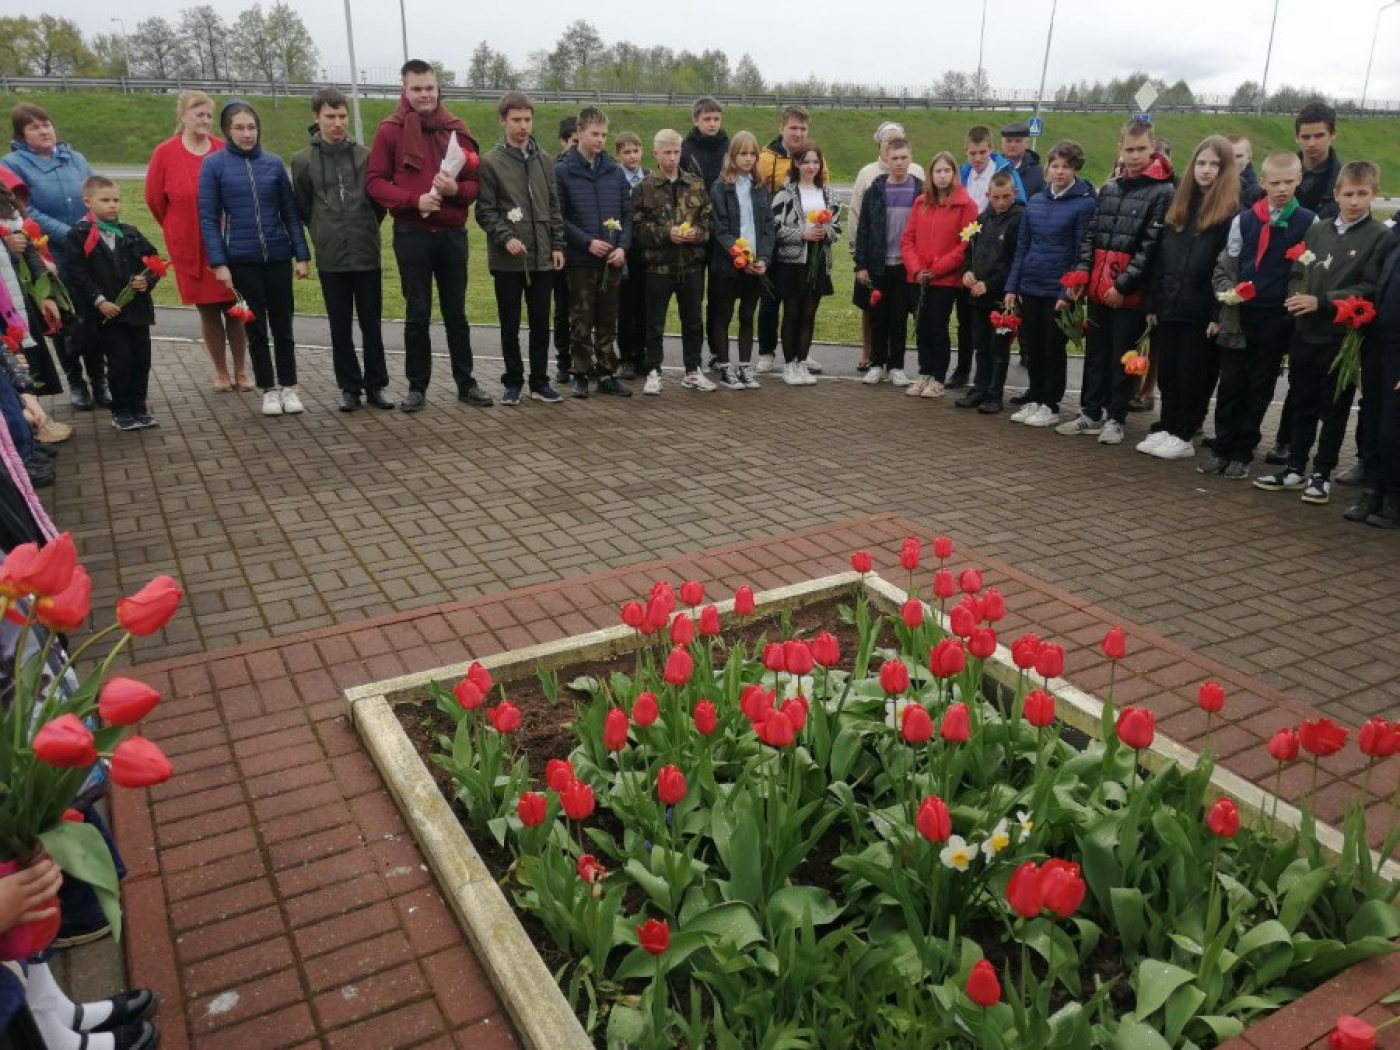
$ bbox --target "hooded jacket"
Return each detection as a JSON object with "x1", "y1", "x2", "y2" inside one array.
[
  {"x1": 899, "y1": 185, "x2": 980, "y2": 288},
  {"x1": 475, "y1": 137, "x2": 565, "y2": 273},
  {"x1": 681, "y1": 127, "x2": 729, "y2": 190},
  {"x1": 1074, "y1": 152, "x2": 1175, "y2": 308},
  {"x1": 963, "y1": 199, "x2": 1026, "y2": 299},
  {"x1": 1297, "y1": 147, "x2": 1342, "y2": 221},
  {"x1": 959, "y1": 152, "x2": 1027, "y2": 202},
  {"x1": 555, "y1": 147, "x2": 633, "y2": 270},
  {"x1": 198, "y1": 101, "x2": 309, "y2": 268},
  {"x1": 1145, "y1": 201, "x2": 1234, "y2": 324},
  {"x1": 366, "y1": 95, "x2": 480, "y2": 231},
  {"x1": 1006, "y1": 177, "x2": 1097, "y2": 300},
  {"x1": 290, "y1": 127, "x2": 383, "y2": 273},
  {"x1": 1011, "y1": 148, "x2": 1045, "y2": 198},
  {"x1": 0, "y1": 140, "x2": 91, "y2": 245}
]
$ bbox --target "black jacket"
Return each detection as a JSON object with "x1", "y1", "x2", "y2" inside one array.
[
  {"x1": 681, "y1": 128, "x2": 729, "y2": 190},
  {"x1": 963, "y1": 200, "x2": 1025, "y2": 298},
  {"x1": 853, "y1": 173, "x2": 923, "y2": 277},
  {"x1": 1145, "y1": 204, "x2": 1233, "y2": 324},
  {"x1": 62, "y1": 220, "x2": 160, "y2": 327},
  {"x1": 1076, "y1": 152, "x2": 1175, "y2": 307},
  {"x1": 1297, "y1": 148, "x2": 1342, "y2": 221},
  {"x1": 708, "y1": 176, "x2": 775, "y2": 268},
  {"x1": 1374, "y1": 238, "x2": 1400, "y2": 378},
  {"x1": 1239, "y1": 163, "x2": 1266, "y2": 206},
  {"x1": 1013, "y1": 149, "x2": 1045, "y2": 198}
]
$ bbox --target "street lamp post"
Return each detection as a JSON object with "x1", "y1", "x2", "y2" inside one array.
[
  {"x1": 1031, "y1": 0, "x2": 1059, "y2": 140},
  {"x1": 1258, "y1": 0, "x2": 1282, "y2": 115},
  {"x1": 110, "y1": 18, "x2": 132, "y2": 90},
  {"x1": 1361, "y1": 0, "x2": 1400, "y2": 111},
  {"x1": 975, "y1": 0, "x2": 988, "y2": 101},
  {"x1": 400, "y1": 0, "x2": 409, "y2": 64},
  {"x1": 342, "y1": 0, "x2": 366, "y2": 143}
]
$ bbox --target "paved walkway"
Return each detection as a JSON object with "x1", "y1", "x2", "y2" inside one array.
[{"x1": 36, "y1": 333, "x2": 1397, "y2": 1047}]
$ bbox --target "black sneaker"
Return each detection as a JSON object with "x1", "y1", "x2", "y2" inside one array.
[
  {"x1": 92, "y1": 382, "x2": 113, "y2": 409},
  {"x1": 69, "y1": 381, "x2": 93, "y2": 411},
  {"x1": 111, "y1": 414, "x2": 142, "y2": 431},
  {"x1": 366, "y1": 389, "x2": 396, "y2": 410},
  {"x1": 1223, "y1": 460, "x2": 1250, "y2": 480},
  {"x1": 977, "y1": 400, "x2": 1003, "y2": 414},
  {"x1": 1366, "y1": 495, "x2": 1400, "y2": 529},
  {"x1": 1300, "y1": 473, "x2": 1330, "y2": 505},
  {"x1": 137, "y1": 414, "x2": 158, "y2": 428},
  {"x1": 500, "y1": 386, "x2": 521, "y2": 406},
  {"x1": 400, "y1": 391, "x2": 427, "y2": 412},
  {"x1": 618, "y1": 362, "x2": 637, "y2": 380},
  {"x1": 531, "y1": 384, "x2": 564, "y2": 404},
  {"x1": 1253, "y1": 469, "x2": 1306, "y2": 492},
  {"x1": 555, "y1": 367, "x2": 572, "y2": 384},
  {"x1": 570, "y1": 377, "x2": 590, "y2": 398},
  {"x1": 596, "y1": 375, "x2": 632, "y2": 397},
  {"x1": 1008, "y1": 393, "x2": 1030, "y2": 405},
  {"x1": 954, "y1": 391, "x2": 985, "y2": 408},
  {"x1": 1201, "y1": 435, "x2": 1217, "y2": 450},
  {"x1": 1333, "y1": 462, "x2": 1364, "y2": 486},
  {"x1": 1264, "y1": 444, "x2": 1291, "y2": 466},
  {"x1": 1343, "y1": 491, "x2": 1382, "y2": 522},
  {"x1": 458, "y1": 386, "x2": 494, "y2": 407},
  {"x1": 1197, "y1": 454, "x2": 1229, "y2": 475},
  {"x1": 945, "y1": 372, "x2": 970, "y2": 390}
]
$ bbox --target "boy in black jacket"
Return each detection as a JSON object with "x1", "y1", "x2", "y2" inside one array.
[
  {"x1": 62, "y1": 176, "x2": 161, "y2": 431},
  {"x1": 1362, "y1": 236, "x2": 1400, "y2": 527},
  {"x1": 956, "y1": 172, "x2": 1025, "y2": 412},
  {"x1": 854, "y1": 136, "x2": 920, "y2": 388}
]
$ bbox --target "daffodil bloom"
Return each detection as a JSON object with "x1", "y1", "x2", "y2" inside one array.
[
  {"x1": 1015, "y1": 810, "x2": 1034, "y2": 837},
  {"x1": 960, "y1": 222, "x2": 982, "y2": 242},
  {"x1": 604, "y1": 217, "x2": 622, "y2": 232},
  {"x1": 980, "y1": 820, "x2": 1011, "y2": 858},
  {"x1": 678, "y1": 221, "x2": 692, "y2": 233},
  {"x1": 940, "y1": 835, "x2": 976, "y2": 871}
]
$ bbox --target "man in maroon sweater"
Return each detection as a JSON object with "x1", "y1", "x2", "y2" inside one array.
[{"x1": 367, "y1": 59, "x2": 493, "y2": 410}]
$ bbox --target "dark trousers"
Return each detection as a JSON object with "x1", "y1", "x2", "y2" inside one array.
[
  {"x1": 229, "y1": 259, "x2": 297, "y2": 389},
  {"x1": 1286, "y1": 337, "x2": 1353, "y2": 478},
  {"x1": 1379, "y1": 348, "x2": 1400, "y2": 496},
  {"x1": 1154, "y1": 320, "x2": 1218, "y2": 441},
  {"x1": 1360, "y1": 346, "x2": 1386, "y2": 487},
  {"x1": 968, "y1": 298, "x2": 1011, "y2": 401},
  {"x1": 100, "y1": 325, "x2": 151, "y2": 417},
  {"x1": 953, "y1": 289, "x2": 972, "y2": 378},
  {"x1": 617, "y1": 251, "x2": 648, "y2": 369},
  {"x1": 392, "y1": 224, "x2": 475, "y2": 395},
  {"x1": 1273, "y1": 388, "x2": 1295, "y2": 451},
  {"x1": 914, "y1": 285, "x2": 958, "y2": 379},
  {"x1": 56, "y1": 315, "x2": 105, "y2": 390},
  {"x1": 646, "y1": 269, "x2": 704, "y2": 373},
  {"x1": 869, "y1": 265, "x2": 911, "y2": 373},
  {"x1": 1020, "y1": 295, "x2": 1068, "y2": 411},
  {"x1": 20, "y1": 298, "x2": 63, "y2": 394},
  {"x1": 493, "y1": 270, "x2": 553, "y2": 391},
  {"x1": 1081, "y1": 303, "x2": 1144, "y2": 424},
  {"x1": 553, "y1": 269, "x2": 571, "y2": 370},
  {"x1": 758, "y1": 288, "x2": 780, "y2": 356},
  {"x1": 567, "y1": 267, "x2": 621, "y2": 377},
  {"x1": 708, "y1": 265, "x2": 762, "y2": 365},
  {"x1": 1212, "y1": 308, "x2": 1292, "y2": 463},
  {"x1": 319, "y1": 269, "x2": 388, "y2": 394}
]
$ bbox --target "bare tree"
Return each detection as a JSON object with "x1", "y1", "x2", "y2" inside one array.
[
  {"x1": 130, "y1": 17, "x2": 191, "y2": 79},
  {"x1": 266, "y1": 2, "x2": 319, "y2": 83},
  {"x1": 180, "y1": 5, "x2": 228, "y2": 80}
]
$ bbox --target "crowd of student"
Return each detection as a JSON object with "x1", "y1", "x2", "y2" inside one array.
[{"x1": 1, "y1": 64, "x2": 1399, "y2": 526}]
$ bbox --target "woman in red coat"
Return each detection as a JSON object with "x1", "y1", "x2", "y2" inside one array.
[
  {"x1": 900, "y1": 151, "x2": 979, "y2": 397},
  {"x1": 145, "y1": 90, "x2": 250, "y2": 391}
]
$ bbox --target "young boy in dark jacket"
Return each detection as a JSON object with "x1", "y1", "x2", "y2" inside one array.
[
  {"x1": 1254, "y1": 161, "x2": 1394, "y2": 506},
  {"x1": 956, "y1": 172, "x2": 1025, "y2": 412},
  {"x1": 1058, "y1": 120, "x2": 1174, "y2": 445},
  {"x1": 614, "y1": 132, "x2": 649, "y2": 379},
  {"x1": 1360, "y1": 236, "x2": 1400, "y2": 527},
  {"x1": 63, "y1": 176, "x2": 161, "y2": 431},
  {"x1": 854, "y1": 137, "x2": 921, "y2": 388}
]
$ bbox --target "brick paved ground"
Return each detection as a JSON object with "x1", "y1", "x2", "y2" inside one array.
[{"x1": 38, "y1": 334, "x2": 1397, "y2": 1047}]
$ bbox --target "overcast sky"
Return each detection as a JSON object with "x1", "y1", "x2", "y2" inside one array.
[{"x1": 71, "y1": 0, "x2": 1400, "y2": 104}]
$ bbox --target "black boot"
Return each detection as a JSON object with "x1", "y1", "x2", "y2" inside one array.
[
  {"x1": 69, "y1": 378, "x2": 93, "y2": 411},
  {"x1": 92, "y1": 378, "x2": 113, "y2": 409},
  {"x1": 1366, "y1": 493, "x2": 1400, "y2": 529},
  {"x1": 1343, "y1": 489, "x2": 1381, "y2": 523}
]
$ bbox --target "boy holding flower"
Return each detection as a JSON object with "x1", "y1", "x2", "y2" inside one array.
[
  {"x1": 956, "y1": 171, "x2": 1024, "y2": 413},
  {"x1": 61, "y1": 176, "x2": 162, "y2": 431}
]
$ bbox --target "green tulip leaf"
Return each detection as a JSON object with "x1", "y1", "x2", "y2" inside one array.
[
  {"x1": 1235, "y1": 920, "x2": 1291, "y2": 958},
  {"x1": 709, "y1": 794, "x2": 763, "y2": 909},
  {"x1": 1193, "y1": 1015, "x2": 1246, "y2": 1042},
  {"x1": 604, "y1": 1003, "x2": 646, "y2": 1045},
  {"x1": 566, "y1": 675, "x2": 599, "y2": 694},
  {"x1": 1286, "y1": 937, "x2": 1399, "y2": 985},
  {"x1": 1132, "y1": 959, "x2": 1197, "y2": 1019},
  {"x1": 1277, "y1": 866, "x2": 1332, "y2": 933},
  {"x1": 1112, "y1": 1018, "x2": 1174, "y2": 1050},
  {"x1": 1110, "y1": 887, "x2": 1148, "y2": 960},
  {"x1": 1164, "y1": 983, "x2": 1206, "y2": 1043},
  {"x1": 1345, "y1": 899, "x2": 1400, "y2": 942},
  {"x1": 767, "y1": 886, "x2": 843, "y2": 931},
  {"x1": 611, "y1": 930, "x2": 707, "y2": 981},
  {"x1": 38, "y1": 821, "x2": 122, "y2": 942},
  {"x1": 682, "y1": 901, "x2": 763, "y2": 952}
]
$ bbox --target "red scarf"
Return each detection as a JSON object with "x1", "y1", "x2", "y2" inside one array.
[
  {"x1": 386, "y1": 94, "x2": 468, "y2": 172},
  {"x1": 1251, "y1": 198, "x2": 1299, "y2": 269}
]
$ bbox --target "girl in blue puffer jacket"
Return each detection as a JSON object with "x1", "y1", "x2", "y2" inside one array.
[{"x1": 198, "y1": 100, "x2": 311, "y2": 416}]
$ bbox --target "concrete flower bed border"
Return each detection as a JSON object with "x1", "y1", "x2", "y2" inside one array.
[{"x1": 344, "y1": 570, "x2": 1396, "y2": 1050}]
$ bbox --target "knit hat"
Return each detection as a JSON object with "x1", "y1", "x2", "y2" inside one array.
[{"x1": 873, "y1": 121, "x2": 905, "y2": 145}]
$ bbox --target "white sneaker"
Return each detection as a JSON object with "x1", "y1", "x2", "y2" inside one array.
[
  {"x1": 643, "y1": 370, "x2": 662, "y2": 395},
  {"x1": 1010, "y1": 401, "x2": 1040, "y2": 423},
  {"x1": 805, "y1": 356, "x2": 824, "y2": 374},
  {"x1": 740, "y1": 365, "x2": 760, "y2": 389},
  {"x1": 1024, "y1": 404, "x2": 1058, "y2": 428},
  {"x1": 682, "y1": 370, "x2": 716, "y2": 391},
  {"x1": 1136, "y1": 431, "x2": 1171, "y2": 454},
  {"x1": 280, "y1": 387, "x2": 304, "y2": 414},
  {"x1": 906, "y1": 375, "x2": 929, "y2": 396},
  {"x1": 797, "y1": 362, "x2": 817, "y2": 385},
  {"x1": 1098, "y1": 419, "x2": 1125, "y2": 445},
  {"x1": 1056, "y1": 412, "x2": 1103, "y2": 436},
  {"x1": 863, "y1": 366, "x2": 886, "y2": 385},
  {"x1": 920, "y1": 379, "x2": 945, "y2": 398},
  {"x1": 1152, "y1": 435, "x2": 1197, "y2": 460},
  {"x1": 783, "y1": 362, "x2": 803, "y2": 386},
  {"x1": 755, "y1": 354, "x2": 776, "y2": 374},
  {"x1": 889, "y1": 369, "x2": 912, "y2": 387},
  {"x1": 261, "y1": 389, "x2": 283, "y2": 416}
]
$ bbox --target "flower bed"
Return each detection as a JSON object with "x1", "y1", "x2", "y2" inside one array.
[{"x1": 351, "y1": 546, "x2": 1398, "y2": 1050}]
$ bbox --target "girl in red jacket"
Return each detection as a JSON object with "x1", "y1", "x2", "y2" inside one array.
[{"x1": 900, "y1": 152, "x2": 979, "y2": 397}]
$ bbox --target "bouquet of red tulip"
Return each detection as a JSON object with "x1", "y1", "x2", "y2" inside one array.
[
  {"x1": 110, "y1": 255, "x2": 169, "y2": 314},
  {"x1": 0, "y1": 533, "x2": 181, "y2": 955},
  {"x1": 989, "y1": 306, "x2": 1022, "y2": 340},
  {"x1": 1, "y1": 219, "x2": 75, "y2": 318},
  {"x1": 1329, "y1": 295, "x2": 1377, "y2": 400},
  {"x1": 2, "y1": 324, "x2": 23, "y2": 352},
  {"x1": 1056, "y1": 271, "x2": 1089, "y2": 348},
  {"x1": 226, "y1": 294, "x2": 256, "y2": 324},
  {"x1": 728, "y1": 238, "x2": 776, "y2": 298}
]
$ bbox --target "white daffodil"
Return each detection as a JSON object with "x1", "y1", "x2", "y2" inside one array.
[
  {"x1": 981, "y1": 820, "x2": 1012, "y2": 858},
  {"x1": 1320, "y1": 253, "x2": 1334, "y2": 270},
  {"x1": 1296, "y1": 249, "x2": 1316, "y2": 266},
  {"x1": 506, "y1": 207, "x2": 523, "y2": 223},
  {"x1": 1015, "y1": 810, "x2": 1034, "y2": 837},
  {"x1": 940, "y1": 835, "x2": 976, "y2": 871},
  {"x1": 782, "y1": 674, "x2": 815, "y2": 700}
]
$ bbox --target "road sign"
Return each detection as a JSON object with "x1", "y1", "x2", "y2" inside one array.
[
  {"x1": 1028, "y1": 117, "x2": 1044, "y2": 137},
  {"x1": 1132, "y1": 113, "x2": 1154, "y2": 124},
  {"x1": 1133, "y1": 83, "x2": 1159, "y2": 113}
]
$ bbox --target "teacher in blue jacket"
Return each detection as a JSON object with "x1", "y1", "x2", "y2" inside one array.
[{"x1": 198, "y1": 100, "x2": 311, "y2": 417}]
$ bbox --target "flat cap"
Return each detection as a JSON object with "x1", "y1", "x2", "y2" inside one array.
[{"x1": 1000, "y1": 120, "x2": 1032, "y2": 137}]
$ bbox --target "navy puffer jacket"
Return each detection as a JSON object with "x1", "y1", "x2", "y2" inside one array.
[
  {"x1": 1005, "y1": 178, "x2": 1096, "y2": 300},
  {"x1": 555, "y1": 147, "x2": 633, "y2": 270},
  {"x1": 198, "y1": 112, "x2": 309, "y2": 267}
]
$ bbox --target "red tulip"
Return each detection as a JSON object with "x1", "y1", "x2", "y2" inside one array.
[
  {"x1": 560, "y1": 779, "x2": 595, "y2": 820},
  {"x1": 32, "y1": 714, "x2": 97, "y2": 768},
  {"x1": 644, "y1": 595, "x2": 670, "y2": 633},
  {"x1": 97, "y1": 678, "x2": 161, "y2": 725},
  {"x1": 1206, "y1": 797, "x2": 1240, "y2": 838},
  {"x1": 657, "y1": 765, "x2": 687, "y2": 805},
  {"x1": 932, "y1": 568, "x2": 956, "y2": 599},
  {"x1": 850, "y1": 550, "x2": 873, "y2": 574},
  {"x1": 603, "y1": 708, "x2": 629, "y2": 751},
  {"x1": 1034, "y1": 643, "x2": 1064, "y2": 679},
  {"x1": 1011, "y1": 633, "x2": 1042, "y2": 670},
  {"x1": 900, "y1": 538, "x2": 920, "y2": 571},
  {"x1": 1299, "y1": 718, "x2": 1348, "y2": 757},
  {"x1": 1268, "y1": 727, "x2": 1299, "y2": 763},
  {"x1": 932, "y1": 535, "x2": 953, "y2": 561},
  {"x1": 546, "y1": 758, "x2": 574, "y2": 793},
  {"x1": 11, "y1": 533, "x2": 77, "y2": 598},
  {"x1": 1327, "y1": 1015, "x2": 1376, "y2": 1050},
  {"x1": 878, "y1": 659, "x2": 910, "y2": 695},
  {"x1": 762, "y1": 643, "x2": 786, "y2": 673},
  {"x1": 941, "y1": 703, "x2": 971, "y2": 743},
  {"x1": 670, "y1": 613, "x2": 694, "y2": 646},
  {"x1": 810, "y1": 631, "x2": 839, "y2": 667},
  {"x1": 34, "y1": 567, "x2": 91, "y2": 633},
  {"x1": 1006, "y1": 860, "x2": 1042, "y2": 918},
  {"x1": 780, "y1": 696, "x2": 808, "y2": 732},
  {"x1": 698, "y1": 605, "x2": 721, "y2": 637},
  {"x1": 1198, "y1": 681, "x2": 1226, "y2": 714},
  {"x1": 517, "y1": 791, "x2": 547, "y2": 827},
  {"x1": 680, "y1": 580, "x2": 705, "y2": 607},
  {"x1": 783, "y1": 639, "x2": 814, "y2": 676},
  {"x1": 577, "y1": 853, "x2": 606, "y2": 884},
  {"x1": 740, "y1": 684, "x2": 775, "y2": 724},
  {"x1": 650, "y1": 580, "x2": 676, "y2": 609},
  {"x1": 1102, "y1": 626, "x2": 1126, "y2": 661},
  {"x1": 757, "y1": 708, "x2": 795, "y2": 747},
  {"x1": 966, "y1": 959, "x2": 1000, "y2": 1007},
  {"x1": 621, "y1": 601, "x2": 645, "y2": 629},
  {"x1": 466, "y1": 661, "x2": 493, "y2": 695},
  {"x1": 930, "y1": 638, "x2": 966, "y2": 679},
  {"x1": 1038, "y1": 858, "x2": 1086, "y2": 917},
  {"x1": 693, "y1": 699, "x2": 718, "y2": 736},
  {"x1": 916, "y1": 795, "x2": 951, "y2": 843},
  {"x1": 453, "y1": 680, "x2": 485, "y2": 711},
  {"x1": 901, "y1": 598, "x2": 925, "y2": 627},
  {"x1": 958, "y1": 569, "x2": 983, "y2": 594},
  {"x1": 663, "y1": 646, "x2": 693, "y2": 686},
  {"x1": 110, "y1": 736, "x2": 173, "y2": 788},
  {"x1": 901, "y1": 703, "x2": 933, "y2": 744},
  {"x1": 487, "y1": 702, "x2": 521, "y2": 733},
  {"x1": 733, "y1": 585, "x2": 756, "y2": 615},
  {"x1": 632, "y1": 691, "x2": 659, "y2": 727},
  {"x1": 1023, "y1": 689, "x2": 1056, "y2": 728},
  {"x1": 968, "y1": 626, "x2": 997, "y2": 660},
  {"x1": 1116, "y1": 707, "x2": 1155, "y2": 750},
  {"x1": 0, "y1": 543, "x2": 37, "y2": 600},
  {"x1": 636, "y1": 917, "x2": 670, "y2": 955},
  {"x1": 948, "y1": 604, "x2": 976, "y2": 638},
  {"x1": 116, "y1": 574, "x2": 183, "y2": 636},
  {"x1": 1358, "y1": 717, "x2": 1399, "y2": 758},
  {"x1": 981, "y1": 587, "x2": 1006, "y2": 622}
]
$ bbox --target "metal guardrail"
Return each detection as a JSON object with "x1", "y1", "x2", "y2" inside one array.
[{"x1": 3, "y1": 75, "x2": 1399, "y2": 117}]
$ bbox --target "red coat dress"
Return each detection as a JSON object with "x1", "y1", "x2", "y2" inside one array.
[{"x1": 145, "y1": 134, "x2": 232, "y2": 305}]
